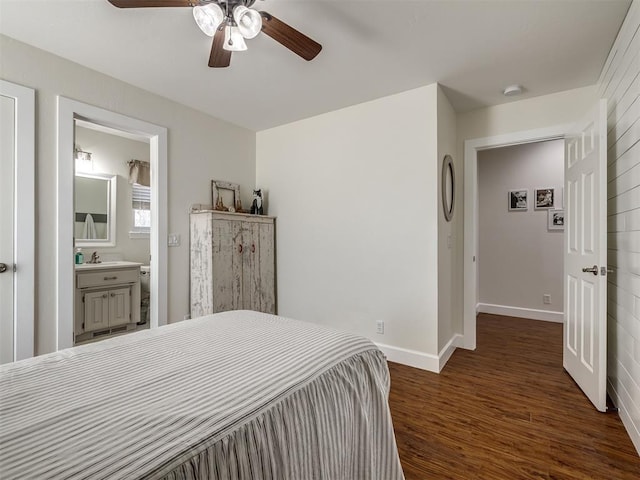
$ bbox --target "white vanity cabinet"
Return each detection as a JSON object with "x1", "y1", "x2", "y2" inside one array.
[
  {"x1": 75, "y1": 262, "x2": 141, "y2": 343},
  {"x1": 83, "y1": 287, "x2": 131, "y2": 332}
]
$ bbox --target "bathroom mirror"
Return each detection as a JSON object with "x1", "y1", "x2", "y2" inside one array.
[
  {"x1": 442, "y1": 154, "x2": 455, "y2": 222},
  {"x1": 74, "y1": 172, "x2": 117, "y2": 247}
]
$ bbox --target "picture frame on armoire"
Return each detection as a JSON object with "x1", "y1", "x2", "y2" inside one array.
[{"x1": 211, "y1": 180, "x2": 242, "y2": 213}]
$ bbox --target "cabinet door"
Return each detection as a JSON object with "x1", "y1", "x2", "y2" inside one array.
[
  {"x1": 243, "y1": 221, "x2": 275, "y2": 314},
  {"x1": 212, "y1": 218, "x2": 243, "y2": 313},
  {"x1": 257, "y1": 221, "x2": 276, "y2": 314},
  {"x1": 109, "y1": 287, "x2": 131, "y2": 327},
  {"x1": 84, "y1": 291, "x2": 110, "y2": 332},
  {"x1": 242, "y1": 222, "x2": 257, "y2": 311}
]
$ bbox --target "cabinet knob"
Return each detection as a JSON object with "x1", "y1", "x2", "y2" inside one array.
[
  {"x1": 110, "y1": 293, "x2": 115, "y2": 297},
  {"x1": 102, "y1": 294, "x2": 108, "y2": 298}
]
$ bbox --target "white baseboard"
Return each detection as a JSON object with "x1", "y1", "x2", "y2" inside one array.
[
  {"x1": 377, "y1": 333, "x2": 463, "y2": 374},
  {"x1": 377, "y1": 343, "x2": 439, "y2": 373},
  {"x1": 477, "y1": 303, "x2": 564, "y2": 323},
  {"x1": 608, "y1": 378, "x2": 640, "y2": 455},
  {"x1": 438, "y1": 334, "x2": 464, "y2": 372}
]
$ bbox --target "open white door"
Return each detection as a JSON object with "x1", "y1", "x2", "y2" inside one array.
[{"x1": 564, "y1": 99, "x2": 607, "y2": 412}]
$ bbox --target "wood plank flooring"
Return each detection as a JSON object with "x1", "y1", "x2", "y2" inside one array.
[{"x1": 388, "y1": 314, "x2": 640, "y2": 479}]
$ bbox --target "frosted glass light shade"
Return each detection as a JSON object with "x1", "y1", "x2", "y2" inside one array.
[
  {"x1": 193, "y1": 4, "x2": 224, "y2": 37},
  {"x1": 223, "y1": 26, "x2": 248, "y2": 51},
  {"x1": 233, "y1": 6, "x2": 262, "y2": 39}
]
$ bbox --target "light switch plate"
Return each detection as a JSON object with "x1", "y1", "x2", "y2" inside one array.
[{"x1": 168, "y1": 233, "x2": 180, "y2": 247}]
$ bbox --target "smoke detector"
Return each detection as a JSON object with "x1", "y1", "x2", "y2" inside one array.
[{"x1": 503, "y1": 84, "x2": 524, "y2": 96}]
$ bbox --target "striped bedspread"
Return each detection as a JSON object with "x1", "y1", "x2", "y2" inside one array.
[{"x1": 0, "y1": 310, "x2": 405, "y2": 479}]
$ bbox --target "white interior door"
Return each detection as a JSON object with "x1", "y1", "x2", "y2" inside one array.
[
  {"x1": 0, "y1": 80, "x2": 35, "y2": 364},
  {"x1": 564, "y1": 99, "x2": 608, "y2": 412},
  {"x1": 0, "y1": 94, "x2": 16, "y2": 364}
]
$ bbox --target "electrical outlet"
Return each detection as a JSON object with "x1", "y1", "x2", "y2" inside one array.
[
  {"x1": 543, "y1": 294, "x2": 551, "y2": 304},
  {"x1": 376, "y1": 320, "x2": 384, "y2": 335}
]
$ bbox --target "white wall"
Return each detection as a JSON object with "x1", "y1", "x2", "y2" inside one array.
[
  {"x1": 437, "y1": 86, "x2": 462, "y2": 353},
  {"x1": 478, "y1": 140, "x2": 564, "y2": 319},
  {"x1": 0, "y1": 35, "x2": 256, "y2": 355},
  {"x1": 599, "y1": 0, "x2": 640, "y2": 453},
  {"x1": 75, "y1": 126, "x2": 151, "y2": 264},
  {"x1": 257, "y1": 84, "x2": 442, "y2": 362}
]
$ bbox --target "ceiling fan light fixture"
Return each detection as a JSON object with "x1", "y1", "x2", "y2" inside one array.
[
  {"x1": 223, "y1": 25, "x2": 248, "y2": 51},
  {"x1": 193, "y1": 3, "x2": 224, "y2": 37},
  {"x1": 233, "y1": 5, "x2": 263, "y2": 39}
]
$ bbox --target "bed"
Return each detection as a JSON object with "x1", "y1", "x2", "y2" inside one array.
[{"x1": 0, "y1": 310, "x2": 405, "y2": 479}]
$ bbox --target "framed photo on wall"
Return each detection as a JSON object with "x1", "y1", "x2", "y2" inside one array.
[
  {"x1": 508, "y1": 189, "x2": 528, "y2": 211},
  {"x1": 535, "y1": 188, "x2": 555, "y2": 209},
  {"x1": 548, "y1": 209, "x2": 565, "y2": 230}
]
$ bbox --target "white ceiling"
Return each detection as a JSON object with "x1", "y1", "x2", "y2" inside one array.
[{"x1": 0, "y1": 0, "x2": 631, "y2": 131}]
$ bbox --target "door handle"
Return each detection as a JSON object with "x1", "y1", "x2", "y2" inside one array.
[
  {"x1": 0, "y1": 263, "x2": 7, "y2": 273},
  {"x1": 582, "y1": 265, "x2": 598, "y2": 275}
]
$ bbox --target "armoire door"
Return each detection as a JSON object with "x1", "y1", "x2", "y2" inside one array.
[{"x1": 212, "y1": 218, "x2": 244, "y2": 313}]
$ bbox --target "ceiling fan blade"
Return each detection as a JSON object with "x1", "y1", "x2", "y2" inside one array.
[
  {"x1": 209, "y1": 24, "x2": 231, "y2": 68},
  {"x1": 107, "y1": 0, "x2": 198, "y2": 7},
  {"x1": 259, "y1": 12, "x2": 322, "y2": 61}
]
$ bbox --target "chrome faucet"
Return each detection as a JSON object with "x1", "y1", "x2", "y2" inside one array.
[{"x1": 88, "y1": 252, "x2": 101, "y2": 264}]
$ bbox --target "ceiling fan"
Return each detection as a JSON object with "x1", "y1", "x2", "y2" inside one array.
[{"x1": 106, "y1": 0, "x2": 322, "y2": 68}]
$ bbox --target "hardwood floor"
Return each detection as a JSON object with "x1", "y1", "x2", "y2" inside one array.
[{"x1": 388, "y1": 314, "x2": 640, "y2": 479}]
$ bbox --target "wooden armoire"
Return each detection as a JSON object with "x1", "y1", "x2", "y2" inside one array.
[{"x1": 190, "y1": 210, "x2": 276, "y2": 318}]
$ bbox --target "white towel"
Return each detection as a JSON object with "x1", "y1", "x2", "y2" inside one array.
[{"x1": 82, "y1": 213, "x2": 98, "y2": 239}]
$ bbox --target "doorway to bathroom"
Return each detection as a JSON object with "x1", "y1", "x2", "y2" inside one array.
[
  {"x1": 57, "y1": 96, "x2": 168, "y2": 351},
  {"x1": 73, "y1": 120, "x2": 153, "y2": 343}
]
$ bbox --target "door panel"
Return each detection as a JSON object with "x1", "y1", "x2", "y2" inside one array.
[
  {"x1": 563, "y1": 99, "x2": 608, "y2": 412},
  {"x1": 0, "y1": 81, "x2": 34, "y2": 362},
  {"x1": 258, "y1": 222, "x2": 276, "y2": 314},
  {"x1": 0, "y1": 95, "x2": 16, "y2": 364},
  {"x1": 84, "y1": 292, "x2": 110, "y2": 332},
  {"x1": 109, "y1": 288, "x2": 131, "y2": 327}
]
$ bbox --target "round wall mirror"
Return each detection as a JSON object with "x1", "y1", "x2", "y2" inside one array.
[{"x1": 442, "y1": 154, "x2": 455, "y2": 222}]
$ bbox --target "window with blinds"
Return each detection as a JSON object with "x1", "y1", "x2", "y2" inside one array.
[{"x1": 131, "y1": 183, "x2": 151, "y2": 234}]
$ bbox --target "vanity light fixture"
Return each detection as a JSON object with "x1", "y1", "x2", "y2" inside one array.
[{"x1": 74, "y1": 145, "x2": 93, "y2": 172}]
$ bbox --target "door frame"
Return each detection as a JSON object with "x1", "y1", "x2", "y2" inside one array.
[
  {"x1": 57, "y1": 97, "x2": 168, "y2": 350},
  {"x1": 0, "y1": 80, "x2": 35, "y2": 361},
  {"x1": 463, "y1": 124, "x2": 570, "y2": 349}
]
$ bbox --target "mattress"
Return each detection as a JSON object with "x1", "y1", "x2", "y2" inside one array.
[{"x1": 0, "y1": 310, "x2": 404, "y2": 479}]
